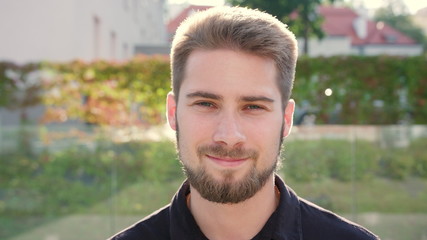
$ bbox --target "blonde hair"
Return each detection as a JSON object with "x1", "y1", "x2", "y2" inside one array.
[{"x1": 171, "y1": 6, "x2": 298, "y2": 108}]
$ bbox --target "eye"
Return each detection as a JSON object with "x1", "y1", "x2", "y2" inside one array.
[
  {"x1": 194, "y1": 101, "x2": 216, "y2": 108},
  {"x1": 245, "y1": 104, "x2": 263, "y2": 110}
]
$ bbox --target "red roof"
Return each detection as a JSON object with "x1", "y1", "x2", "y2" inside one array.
[
  {"x1": 319, "y1": 6, "x2": 417, "y2": 45},
  {"x1": 167, "y1": 5, "x2": 418, "y2": 46}
]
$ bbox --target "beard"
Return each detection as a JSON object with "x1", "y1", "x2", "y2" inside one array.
[{"x1": 176, "y1": 120, "x2": 284, "y2": 204}]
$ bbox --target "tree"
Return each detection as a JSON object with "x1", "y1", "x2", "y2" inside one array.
[
  {"x1": 374, "y1": 3, "x2": 427, "y2": 54},
  {"x1": 0, "y1": 62, "x2": 43, "y2": 156},
  {"x1": 227, "y1": 0, "x2": 340, "y2": 55},
  {"x1": 227, "y1": 0, "x2": 299, "y2": 20},
  {"x1": 0, "y1": 62, "x2": 43, "y2": 124}
]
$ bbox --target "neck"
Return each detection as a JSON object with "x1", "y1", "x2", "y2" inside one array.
[{"x1": 188, "y1": 174, "x2": 279, "y2": 240}]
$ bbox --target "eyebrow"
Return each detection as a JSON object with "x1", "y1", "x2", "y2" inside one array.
[
  {"x1": 240, "y1": 96, "x2": 275, "y2": 103},
  {"x1": 186, "y1": 91, "x2": 274, "y2": 103},
  {"x1": 186, "y1": 91, "x2": 223, "y2": 100}
]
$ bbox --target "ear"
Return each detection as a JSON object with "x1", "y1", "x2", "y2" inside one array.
[
  {"x1": 282, "y1": 99, "x2": 295, "y2": 138},
  {"x1": 166, "y1": 92, "x2": 177, "y2": 131}
]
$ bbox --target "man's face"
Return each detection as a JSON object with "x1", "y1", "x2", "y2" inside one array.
[{"x1": 167, "y1": 49, "x2": 294, "y2": 204}]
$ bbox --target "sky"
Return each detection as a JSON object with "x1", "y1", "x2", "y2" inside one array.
[
  {"x1": 357, "y1": 0, "x2": 426, "y2": 14},
  {"x1": 168, "y1": 0, "x2": 426, "y2": 14}
]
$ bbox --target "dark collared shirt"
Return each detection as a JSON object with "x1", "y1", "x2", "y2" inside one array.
[{"x1": 109, "y1": 176, "x2": 379, "y2": 240}]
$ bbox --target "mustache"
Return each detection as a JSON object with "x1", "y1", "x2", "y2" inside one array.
[{"x1": 197, "y1": 144, "x2": 259, "y2": 160}]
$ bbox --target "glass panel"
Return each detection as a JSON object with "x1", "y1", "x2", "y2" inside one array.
[{"x1": 1, "y1": 124, "x2": 427, "y2": 239}]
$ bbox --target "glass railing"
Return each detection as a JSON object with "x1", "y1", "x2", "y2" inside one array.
[{"x1": 1, "y1": 123, "x2": 427, "y2": 240}]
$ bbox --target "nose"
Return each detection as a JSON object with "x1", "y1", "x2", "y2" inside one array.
[{"x1": 212, "y1": 112, "x2": 246, "y2": 147}]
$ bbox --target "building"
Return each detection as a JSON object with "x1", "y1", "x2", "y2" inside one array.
[
  {"x1": 166, "y1": 5, "x2": 423, "y2": 57},
  {"x1": 0, "y1": 0, "x2": 168, "y2": 63},
  {"x1": 302, "y1": 6, "x2": 423, "y2": 56},
  {"x1": 0, "y1": 0, "x2": 169, "y2": 126},
  {"x1": 166, "y1": 5, "x2": 212, "y2": 42},
  {"x1": 135, "y1": 4, "x2": 213, "y2": 56}
]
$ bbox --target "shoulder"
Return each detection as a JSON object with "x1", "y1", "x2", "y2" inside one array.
[
  {"x1": 108, "y1": 205, "x2": 171, "y2": 240},
  {"x1": 299, "y1": 198, "x2": 380, "y2": 240}
]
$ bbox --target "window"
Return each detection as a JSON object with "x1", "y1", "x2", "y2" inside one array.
[
  {"x1": 122, "y1": 43, "x2": 129, "y2": 60},
  {"x1": 123, "y1": 0, "x2": 129, "y2": 11},
  {"x1": 384, "y1": 34, "x2": 397, "y2": 44},
  {"x1": 110, "y1": 31, "x2": 117, "y2": 60},
  {"x1": 93, "y1": 16, "x2": 101, "y2": 60},
  {"x1": 132, "y1": 0, "x2": 138, "y2": 22}
]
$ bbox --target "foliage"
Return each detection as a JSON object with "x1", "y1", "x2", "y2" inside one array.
[
  {"x1": 283, "y1": 137, "x2": 427, "y2": 181},
  {"x1": 1, "y1": 126, "x2": 427, "y2": 221},
  {"x1": 379, "y1": 148, "x2": 414, "y2": 180},
  {"x1": 294, "y1": 55, "x2": 427, "y2": 124},
  {"x1": 139, "y1": 141, "x2": 181, "y2": 181},
  {"x1": 0, "y1": 137, "x2": 179, "y2": 216},
  {"x1": 227, "y1": 0, "x2": 298, "y2": 19},
  {"x1": 286, "y1": 177, "x2": 427, "y2": 214},
  {"x1": 409, "y1": 137, "x2": 427, "y2": 178},
  {"x1": 227, "y1": 0, "x2": 340, "y2": 54},
  {"x1": 374, "y1": 5, "x2": 427, "y2": 54},
  {"x1": 1, "y1": 55, "x2": 426, "y2": 125},
  {"x1": 41, "y1": 55, "x2": 170, "y2": 126},
  {"x1": 282, "y1": 140, "x2": 330, "y2": 181},
  {"x1": 283, "y1": 139, "x2": 380, "y2": 182},
  {"x1": 0, "y1": 61, "x2": 43, "y2": 123}
]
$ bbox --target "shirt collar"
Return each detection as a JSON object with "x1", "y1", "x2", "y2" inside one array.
[
  {"x1": 170, "y1": 181, "x2": 207, "y2": 240},
  {"x1": 169, "y1": 174, "x2": 303, "y2": 240}
]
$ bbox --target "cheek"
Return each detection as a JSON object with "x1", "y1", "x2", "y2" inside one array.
[
  {"x1": 249, "y1": 119, "x2": 283, "y2": 164},
  {"x1": 178, "y1": 107, "x2": 215, "y2": 131},
  {"x1": 176, "y1": 112, "x2": 214, "y2": 153},
  {"x1": 179, "y1": 114, "x2": 209, "y2": 134},
  {"x1": 248, "y1": 116, "x2": 283, "y2": 142}
]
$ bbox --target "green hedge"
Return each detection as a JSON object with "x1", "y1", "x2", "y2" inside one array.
[
  {"x1": 282, "y1": 138, "x2": 427, "y2": 182},
  {"x1": 1, "y1": 55, "x2": 426, "y2": 125},
  {"x1": 294, "y1": 56, "x2": 427, "y2": 124},
  {"x1": 0, "y1": 139, "x2": 180, "y2": 216},
  {"x1": 282, "y1": 140, "x2": 381, "y2": 182},
  {"x1": 1, "y1": 135, "x2": 427, "y2": 217}
]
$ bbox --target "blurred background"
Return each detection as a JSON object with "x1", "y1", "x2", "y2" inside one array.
[{"x1": 0, "y1": 0, "x2": 426, "y2": 239}]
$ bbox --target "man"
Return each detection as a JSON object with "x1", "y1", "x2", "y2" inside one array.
[{"x1": 109, "y1": 6, "x2": 379, "y2": 240}]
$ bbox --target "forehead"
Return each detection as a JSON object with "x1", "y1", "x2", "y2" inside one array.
[{"x1": 180, "y1": 49, "x2": 280, "y2": 100}]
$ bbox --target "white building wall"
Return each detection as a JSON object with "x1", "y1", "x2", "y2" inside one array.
[
  {"x1": 0, "y1": 0, "x2": 167, "y2": 63},
  {"x1": 299, "y1": 36, "x2": 351, "y2": 57},
  {"x1": 0, "y1": 0, "x2": 75, "y2": 63},
  {"x1": 351, "y1": 45, "x2": 423, "y2": 56}
]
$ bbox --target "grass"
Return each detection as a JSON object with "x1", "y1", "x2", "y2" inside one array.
[
  {"x1": 5, "y1": 213, "x2": 426, "y2": 240},
  {"x1": 86, "y1": 174, "x2": 427, "y2": 216},
  {"x1": 0, "y1": 216, "x2": 54, "y2": 240},
  {"x1": 283, "y1": 175, "x2": 427, "y2": 213},
  {"x1": 348, "y1": 213, "x2": 427, "y2": 240},
  {"x1": 2, "y1": 176, "x2": 427, "y2": 240},
  {"x1": 89, "y1": 177, "x2": 186, "y2": 216}
]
